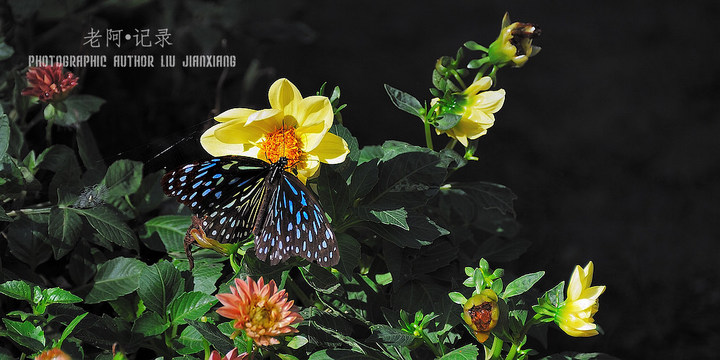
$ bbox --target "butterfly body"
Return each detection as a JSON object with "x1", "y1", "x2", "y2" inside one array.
[{"x1": 162, "y1": 156, "x2": 339, "y2": 267}]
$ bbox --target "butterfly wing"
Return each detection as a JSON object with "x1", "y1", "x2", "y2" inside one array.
[
  {"x1": 255, "y1": 172, "x2": 339, "y2": 267},
  {"x1": 162, "y1": 156, "x2": 270, "y2": 243}
]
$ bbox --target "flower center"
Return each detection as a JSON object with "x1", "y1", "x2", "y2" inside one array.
[
  {"x1": 260, "y1": 126, "x2": 302, "y2": 168},
  {"x1": 468, "y1": 302, "x2": 494, "y2": 331},
  {"x1": 248, "y1": 302, "x2": 275, "y2": 328}
]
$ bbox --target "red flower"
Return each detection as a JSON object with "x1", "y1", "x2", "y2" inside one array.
[
  {"x1": 22, "y1": 63, "x2": 78, "y2": 103},
  {"x1": 216, "y1": 276, "x2": 303, "y2": 346},
  {"x1": 208, "y1": 348, "x2": 250, "y2": 360}
]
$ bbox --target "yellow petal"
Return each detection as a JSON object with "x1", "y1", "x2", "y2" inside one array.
[
  {"x1": 214, "y1": 122, "x2": 266, "y2": 145},
  {"x1": 296, "y1": 96, "x2": 334, "y2": 151},
  {"x1": 268, "y1": 78, "x2": 302, "y2": 116},
  {"x1": 567, "y1": 265, "x2": 584, "y2": 300},
  {"x1": 215, "y1": 108, "x2": 256, "y2": 123},
  {"x1": 201, "y1": 123, "x2": 255, "y2": 156},
  {"x1": 464, "y1": 77, "x2": 492, "y2": 96},
  {"x1": 473, "y1": 89, "x2": 506, "y2": 114},
  {"x1": 307, "y1": 132, "x2": 349, "y2": 164}
]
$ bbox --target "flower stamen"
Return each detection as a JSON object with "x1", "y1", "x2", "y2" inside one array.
[{"x1": 259, "y1": 126, "x2": 303, "y2": 169}]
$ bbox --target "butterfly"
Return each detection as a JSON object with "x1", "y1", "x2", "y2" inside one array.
[{"x1": 161, "y1": 155, "x2": 339, "y2": 267}]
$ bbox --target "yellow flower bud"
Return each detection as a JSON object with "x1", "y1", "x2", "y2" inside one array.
[
  {"x1": 487, "y1": 13, "x2": 541, "y2": 68},
  {"x1": 462, "y1": 289, "x2": 499, "y2": 342},
  {"x1": 555, "y1": 261, "x2": 606, "y2": 337}
]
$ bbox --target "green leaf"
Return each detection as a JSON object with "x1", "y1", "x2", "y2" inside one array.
[
  {"x1": 503, "y1": 271, "x2": 545, "y2": 299},
  {"x1": 85, "y1": 257, "x2": 146, "y2": 304},
  {"x1": 286, "y1": 335, "x2": 308, "y2": 349},
  {"x1": 5, "y1": 215, "x2": 51, "y2": 270},
  {"x1": 0, "y1": 39, "x2": 14, "y2": 60},
  {"x1": 366, "y1": 325, "x2": 415, "y2": 347},
  {"x1": 48, "y1": 206, "x2": 83, "y2": 259},
  {"x1": 0, "y1": 205, "x2": 12, "y2": 222},
  {"x1": 141, "y1": 215, "x2": 191, "y2": 253},
  {"x1": 2, "y1": 319, "x2": 45, "y2": 352},
  {"x1": 192, "y1": 261, "x2": 223, "y2": 294},
  {"x1": 448, "y1": 292, "x2": 467, "y2": 305},
  {"x1": 175, "y1": 324, "x2": 204, "y2": 355},
  {"x1": 103, "y1": 159, "x2": 143, "y2": 197},
  {"x1": 137, "y1": 261, "x2": 183, "y2": 316},
  {"x1": 0, "y1": 280, "x2": 33, "y2": 302},
  {"x1": 316, "y1": 164, "x2": 350, "y2": 226},
  {"x1": 73, "y1": 206, "x2": 138, "y2": 250},
  {"x1": 367, "y1": 149, "x2": 447, "y2": 208},
  {"x1": 168, "y1": 291, "x2": 217, "y2": 325},
  {"x1": 132, "y1": 311, "x2": 170, "y2": 337},
  {"x1": 43, "y1": 287, "x2": 82, "y2": 304},
  {"x1": 366, "y1": 207, "x2": 409, "y2": 230},
  {"x1": 336, "y1": 234, "x2": 360, "y2": 279},
  {"x1": 308, "y1": 349, "x2": 375, "y2": 360},
  {"x1": 364, "y1": 213, "x2": 447, "y2": 249},
  {"x1": 58, "y1": 312, "x2": 88, "y2": 346},
  {"x1": 187, "y1": 320, "x2": 234, "y2": 354},
  {"x1": 463, "y1": 41, "x2": 488, "y2": 51},
  {"x1": 541, "y1": 282, "x2": 565, "y2": 308},
  {"x1": 347, "y1": 160, "x2": 378, "y2": 200},
  {"x1": 383, "y1": 84, "x2": 424, "y2": 117},
  {"x1": 301, "y1": 264, "x2": 343, "y2": 295},
  {"x1": 0, "y1": 109, "x2": 9, "y2": 157},
  {"x1": 439, "y1": 344, "x2": 479, "y2": 359},
  {"x1": 539, "y1": 353, "x2": 622, "y2": 360},
  {"x1": 435, "y1": 114, "x2": 461, "y2": 131},
  {"x1": 53, "y1": 95, "x2": 105, "y2": 127}
]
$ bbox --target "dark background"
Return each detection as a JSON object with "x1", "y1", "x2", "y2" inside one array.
[{"x1": 7, "y1": 0, "x2": 720, "y2": 358}]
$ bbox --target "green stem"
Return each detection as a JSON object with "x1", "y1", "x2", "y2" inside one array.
[
  {"x1": 423, "y1": 115, "x2": 434, "y2": 150},
  {"x1": 451, "y1": 70, "x2": 467, "y2": 89},
  {"x1": 45, "y1": 114, "x2": 54, "y2": 144},
  {"x1": 489, "y1": 336, "x2": 503, "y2": 360},
  {"x1": 515, "y1": 314, "x2": 543, "y2": 343},
  {"x1": 418, "y1": 330, "x2": 441, "y2": 357},
  {"x1": 444, "y1": 138, "x2": 458, "y2": 151},
  {"x1": 6, "y1": 207, "x2": 52, "y2": 217},
  {"x1": 505, "y1": 343, "x2": 518, "y2": 360},
  {"x1": 202, "y1": 339, "x2": 211, "y2": 360}
]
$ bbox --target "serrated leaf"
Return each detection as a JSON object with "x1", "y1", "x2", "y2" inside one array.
[
  {"x1": 439, "y1": 344, "x2": 479, "y2": 359},
  {"x1": 384, "y1": 84, "x2": 423, "y2": 117},
  {"x1": 137, "y1": 261, "x2": 183, "y2": 316},
  {"x1": 192, "y1": 261, "x2": 223, "y2": 294},
  {"x1": 0, "y1": 280, "x2": 33, "y2": 301},
  {"x1": 0, "y1": 109, "x2": 9, "y2": 156},
  {"x1": 73, "y1": 206, "x2": 138, "y2": 250},
  {"x1": 301, "y1": 264, "x2": 343, "y2": 295},
  {"x1": 2, "y1": 319, "x2": 45, "y2": 352},
  {"x1": 367, "y1": 325, "x2": 415, "y2": 347},
  {"x1": 142, "y1": 215, "x2": 191, "y2": 253},
  {"x1": 347, "y1": 160, "x2": 378, "y2": 200},
  {"x1": 364, "y1": 213, "x2": 447, "y2": 249},
  {"x1": 85, "y1": 257, "x2": 146, "y2": 304},
  {"x1": 316, "y1": 164, "x2": 350, "y2": 226},
  {"x1": 169, "y1": 291, "x2": 217, "y2": 325},
  {"x1": 503, "y1": 271, "x2": 545, "y2": 299},
  {"x1": 5, "y1": 215, "x2": 51, "y2": 270},
  {"x1": 367, "y1": 150, "x2": 447, "y2": 208},
  {"x1": 368, "y1": 208, "x2": 409, "y2": 230},
  {"x1": 542, "y1": 282, "x2": 565, "y2": 308},
  {"x1": 103, "y1": 159, "x2": 143, "y2": 197},
  {"x1": 49, "y1": 206, "x2": 83, "y2": 259},
  {"x1": 133, "y1": 311, "x2": 170, "y2": 337},
  {"x1": 43, "y1": 287, "x2": 82, "y2": 304},
  {"x1": 336, "y1": 234, "x2": 360, "y2": 280},
  {"x1": 187, "y1": 320, "x2": 234, "y2": 354},
  {"x1": 176, "y1": 324, "x2": 204, "y2": 355}
]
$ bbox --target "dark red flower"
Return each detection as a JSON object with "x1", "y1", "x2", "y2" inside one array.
[{"x1": 21, "y1": 63, "x2": 78, "y2": 103}]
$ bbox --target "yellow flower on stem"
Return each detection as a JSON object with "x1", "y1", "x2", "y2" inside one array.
[
  {"x1": 433, "y1": 76, "x2": 505, "y2": 146},
  {"x1": 488, "y1": 13, "x2": 541, "y2": 68},
  {"x1": 555, "y1": 261, "x2": 606, "y2": 337},
  {"x1": 201, "y1": 78, "x2": 349, "y2": 184},
  {"x1": 216, "y1": 276, "x2": 303, "y2": 346},
  {"x1": 462, "y1": 289, "x2": 499, "y2": 343}
]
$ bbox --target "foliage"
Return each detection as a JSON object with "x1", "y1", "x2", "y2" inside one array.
[{"x1": 0, "y1": 5, "x2": 613, "y2": 360}]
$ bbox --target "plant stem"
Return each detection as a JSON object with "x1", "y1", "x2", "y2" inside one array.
[
  {"x1": 418, "y1": 330, "x2": 441, "y2": 357},
  {"x1": 489, "y1": 336, "x2": 503, "y2": 360},
  {"x1": 6, "y1": 207, "x2": 51, "y2": 217},
  {"x1": 505, "y1": 343, "x2": 518, "y2": 360},
  {"x1": 423, "y1": 115, "x2": 434, "y2": 150}
]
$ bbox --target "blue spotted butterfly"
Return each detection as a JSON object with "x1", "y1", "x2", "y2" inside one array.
[{"x1": 161, "y1": 156, "x2": 339, "y2": 267}]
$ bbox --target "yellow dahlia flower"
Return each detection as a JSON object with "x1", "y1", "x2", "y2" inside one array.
[
  {"x1": 434, "y1": 77, "x2": 505, "y2": 146},
  {"x1": 555, "y1": 261, "x2": 606, "y2": 337},
  {"x1": 201, "y1": 78, "x2": 349, "y2": 183},
  {"x1": 462, "y1": 289, "x2": 499, "y2": 343},
  {"x1": 488, "y1": 13, "x2": 541, "y2": 68},
  {"x1": 216, "y1": 276, "x2": 303, "y2": 346}
]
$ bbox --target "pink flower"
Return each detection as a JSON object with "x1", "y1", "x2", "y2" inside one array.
[
  {"x1": 216, "y1": 277, "x2": 303, "y2": 346},
  {"x1": 208, "y1": 348, "x2": 249, "y2": 360}
]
